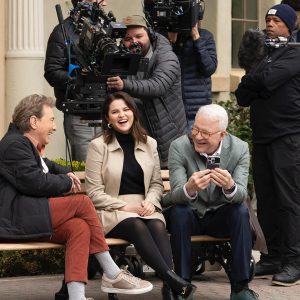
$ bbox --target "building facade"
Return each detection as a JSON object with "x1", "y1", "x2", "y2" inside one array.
[{"x1": 0, "y1": 0, "x2": 279, "y2": 158}]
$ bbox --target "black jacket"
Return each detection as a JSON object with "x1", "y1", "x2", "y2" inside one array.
[
  {"x1": 122, "y1": 33, "x2": 187, "y2": 167},
  {"x1": 44, "y1": 17, "x2": 82, "y2": 111},
  {"x1": 173, "y1": 28, "x2": 217, "y2": 123},
  {"x1": 235, "y1": 45, "x2": 300, "y2": 144},
  {"x1": 0, "y1": 124, "x2": 72, "y2": 240}
]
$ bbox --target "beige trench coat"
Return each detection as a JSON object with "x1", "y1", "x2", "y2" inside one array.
[{"x1": 85, "y1": 135, "x2": 165, "y2": 234}]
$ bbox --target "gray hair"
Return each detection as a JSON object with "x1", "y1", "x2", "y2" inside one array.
[
  {"x1": 12, "y1": 94, "x2": 55, "y2": 133},
  {"x1": 195, "y1": 104, "x2": 228, "y2": 130}
]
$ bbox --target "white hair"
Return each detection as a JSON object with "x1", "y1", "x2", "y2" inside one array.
[{"x1": 195, "y1": 104, "x2": 228, "y2": 130}]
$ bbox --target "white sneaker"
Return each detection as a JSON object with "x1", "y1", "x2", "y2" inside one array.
[{"x1": 101, "y1": 269, "x2": 153, "y2": 294}]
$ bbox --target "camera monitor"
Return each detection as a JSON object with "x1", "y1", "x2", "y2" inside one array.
[{"x1": 101, "y1": 52, "x2": 141, "y2": 76}]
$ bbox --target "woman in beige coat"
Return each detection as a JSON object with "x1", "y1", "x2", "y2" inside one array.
[{"x1": 85, "y1": 92, "x2": 195, "y2": 300}]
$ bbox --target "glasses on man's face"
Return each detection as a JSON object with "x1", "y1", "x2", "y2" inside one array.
[{"x1": 191, "y1": 127, "x2": 221, "y2": 139}]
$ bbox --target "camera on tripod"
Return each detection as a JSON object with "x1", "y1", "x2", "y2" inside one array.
[{"x1": 144, "y1": 0, "x2": 205, "y2": 35}]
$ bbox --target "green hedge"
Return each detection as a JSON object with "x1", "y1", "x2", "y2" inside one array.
[
  {"x1": 218, "y1": 94, "x2": 254, "y2": 197},
  {"x1": 0, "y1": 160, "x2": 85, "y2": 278},
  {"x1": 0, "y1": 248, "x2": 65, "y2": 277},
  {"x1": 53, "y1": 158, "x2": 85, "y2": 171}
]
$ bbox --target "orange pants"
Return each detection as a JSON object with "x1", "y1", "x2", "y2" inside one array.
[{"x1": 47, "y1": 194, "x2": 109, "y2": 283}]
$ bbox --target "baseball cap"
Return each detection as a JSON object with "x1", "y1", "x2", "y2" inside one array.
[{"x1": 122, "y1": 15, "x2": 148, "y2": 28}]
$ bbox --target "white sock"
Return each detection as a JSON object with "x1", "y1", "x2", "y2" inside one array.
[
  {"x1": 67, "y1": 281, "x2": 85, "y2": 300},
  {"x1": 95, "y1": 251, "x2": 121, "y2": 279}
]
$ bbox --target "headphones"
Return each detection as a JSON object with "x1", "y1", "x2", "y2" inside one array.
[{"x1": 146, "y1": 21, "x2": 157, "y2": 44}]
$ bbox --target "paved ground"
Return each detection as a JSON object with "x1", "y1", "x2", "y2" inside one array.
[{"x1": 0, "y1": 252, "x2": 298, "y2": 300}]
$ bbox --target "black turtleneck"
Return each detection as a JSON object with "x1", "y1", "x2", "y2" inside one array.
[{"x1": 115, "y1": 132, "x2": 145, "y2": 195}]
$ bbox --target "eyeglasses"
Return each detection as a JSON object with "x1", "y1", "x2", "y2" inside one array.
[{"x1": 191, "y1": 127, "x2": 222, "y2": 139}]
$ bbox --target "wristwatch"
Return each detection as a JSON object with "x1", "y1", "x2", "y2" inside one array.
[{"x1": 224, "y1": 183, "x2": 236, "y2": 194}]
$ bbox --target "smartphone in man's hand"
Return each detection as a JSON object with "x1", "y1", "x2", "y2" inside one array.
[{"x1": 206, "y1": 155, "x2": 220, "y2": 169}]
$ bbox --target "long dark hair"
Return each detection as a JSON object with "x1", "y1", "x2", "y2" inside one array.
[{"x1": 102, "y1": 91, "x2": 147, "y2": 144}]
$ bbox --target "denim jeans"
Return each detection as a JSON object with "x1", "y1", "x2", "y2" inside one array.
[{"x1": 64, "y1": 114, "x2": 102, "y2": 162}]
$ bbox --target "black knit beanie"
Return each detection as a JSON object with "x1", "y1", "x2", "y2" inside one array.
[{"x1": 266, "y1": 4, "x2": 297, "y2": 33}]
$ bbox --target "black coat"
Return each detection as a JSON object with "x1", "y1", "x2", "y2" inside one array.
[
  {"x1": 0, "y1": 124, "x2": 72, "y2": 240},
  {"x1": 44, "y1": 17, "x2": 80, "y2": 111},
  {"x1": 235, "y1": 46, "x2": 300, "y2": 144}
]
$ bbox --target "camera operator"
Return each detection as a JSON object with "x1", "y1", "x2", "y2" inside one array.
[
  {"x1": 106, "y1": 15, "x2": 187, "y2": 168},
  {"x1": 44, "y1": 0, "x2": 107, "y2": 162},
  {"x1": 167, "y1": 0, "x2": 217, "y2": 130}
]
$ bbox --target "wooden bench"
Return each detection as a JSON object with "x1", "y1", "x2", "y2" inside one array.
[
  {"x1": 0, "y1": 170, "x2": 243, "y2": 300},
  {"x1": 74, "y1": 171, "x2": 236, "y2": 283}
]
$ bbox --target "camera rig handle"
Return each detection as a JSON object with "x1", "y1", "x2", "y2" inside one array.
[
  {"x1": 55, "y1": 4, "x2": 80, "y2": 78},
  {"x1": 55, "y1": 4, "x2": 67, "y2": 43}
]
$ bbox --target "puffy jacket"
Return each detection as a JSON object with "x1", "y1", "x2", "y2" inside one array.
[
  {"x1": 122, "y1": 33, "x2": 187, "y2": 167},
  {"x1": 0, "y1": 124, "x2": 72, "y2": 240},
  {"x1": 173, "y1": 28, "x2": 217, "y2": 124}
]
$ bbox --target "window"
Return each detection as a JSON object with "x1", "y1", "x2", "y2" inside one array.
[{"x1": 232, "y1": 0, "x2": 258, "y2": 68}]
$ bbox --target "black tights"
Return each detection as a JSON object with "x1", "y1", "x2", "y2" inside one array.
[{"x1": 106, "y1": 218, "x2": 173, "y2": 277}]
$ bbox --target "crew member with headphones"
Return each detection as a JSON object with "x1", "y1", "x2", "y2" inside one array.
[
  {"x1": 106, "y1": 15, "x2": 187, "y2": 169},
  {"x1": 168, "y1": 0, "x2": 218, "y2": 130}
]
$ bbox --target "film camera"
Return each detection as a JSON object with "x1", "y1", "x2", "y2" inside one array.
[
  {"x1": 55, "y1": 2, "x2": 143, "y2": 119},
  {"x1": 144, "y1": 0, "x2": 205, "y2": 35},
  {"x1": 70, "y1": 1, "x2": 141, "y2": 76}
]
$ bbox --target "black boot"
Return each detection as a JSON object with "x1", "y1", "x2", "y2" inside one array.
[
  {"x1": 162, "y1": 282, "x2": 176, "y2": 300},
  {"x1": 272, "y1": 262, "x2": 300, "y2": 286},
  {"x1": 164, "y1": 270, "x2": 196, "y2": 299}
]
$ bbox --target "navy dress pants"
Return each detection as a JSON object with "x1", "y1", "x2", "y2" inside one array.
[{"x1": 165, "y1": 203, "x2": 252, "y2": 283}]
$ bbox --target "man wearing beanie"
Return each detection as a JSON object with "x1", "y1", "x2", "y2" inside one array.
[
  {"x1": 281, "y1": 0, "x2": 300, "y2": 41},
  {"x1": 236, "y1": 3, "x2": 300, "y2": 287}
]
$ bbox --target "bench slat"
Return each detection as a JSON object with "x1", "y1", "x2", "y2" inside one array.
[
  {"x1": 191, "y1": 235, "x2": 230, "y2": 242},
  {"x1": 160, "y1": 169, "x2": 169, "y2": 180},
  {"x1": 163, "y1": 181, "x2": 170, "y2": 192},
  {"x1": 0, "y1": 242, "x2": 64, "y2": 251},
  {"x1": 77, "y1": 170, "x2": 169, "y2": 181},
  {"x1": 105, "y1": 238, "x2": 130, "y2": 245},
  {"x1": 76, "y1": 171, "x2": 86, "y2": 181},
  {"x1": 0, "y1": 239, "x2": 130, "y2": 251},
  {"x1": 0, "y1": 235, "x2": 230, "y2": 251}
]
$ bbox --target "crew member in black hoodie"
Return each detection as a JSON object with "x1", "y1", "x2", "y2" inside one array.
[{"x1": 235, "y1": 4, "x2": 300, "y2": 287}]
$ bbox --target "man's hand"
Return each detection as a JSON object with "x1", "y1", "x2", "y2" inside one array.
[
  {"x1": 107, "y1": 76, "x2": 124, "y2": 91},
  {"x1": 210, "y1": 168, "x2": 235, "y2": 190},
  {"x1": 185, "y1": 169, "x2": 211, "y2": 196},
  {"x1": 191, "y1": 25, "x2": 200, "y2": 41},
  {"x1": 140, "y1": 200, "x2": 156, "y2": 216},
  {"x1": 67, "y1": 172, "x2": 81, "y2": 193}
]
